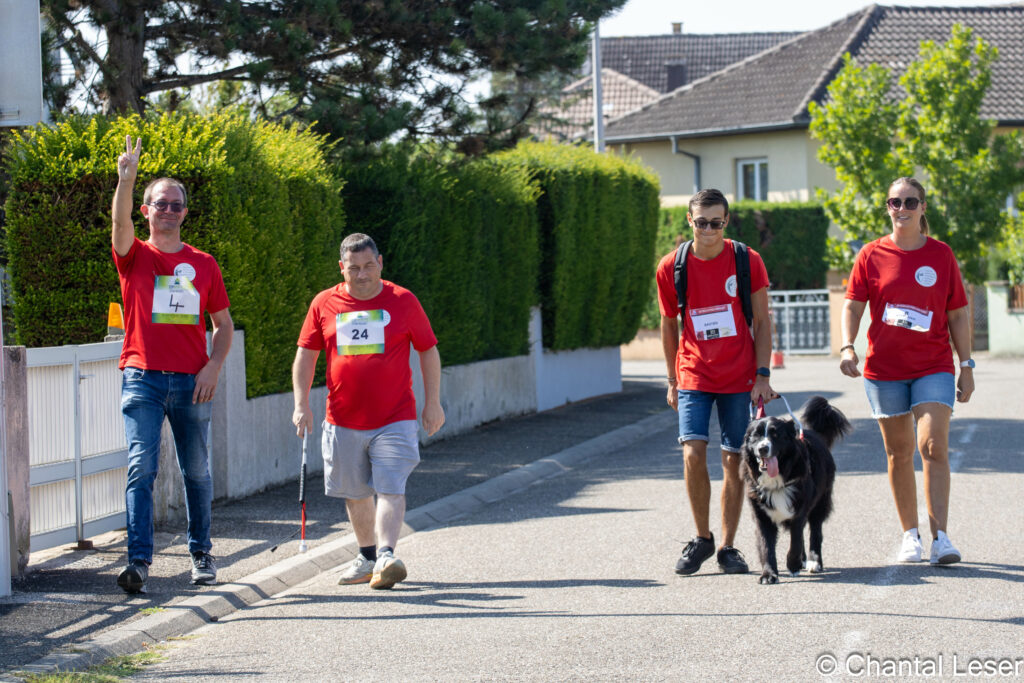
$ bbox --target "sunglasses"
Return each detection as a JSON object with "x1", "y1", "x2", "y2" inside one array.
[
  {"x1": 886, "y1": 197, "x2": 921, "y2": 211},
  {"x1": 692, "y1": 219, "x2": 726, "y2": 230},
  {"x1": 148, "y1": 201, "x2": 186, "y2": 213}
]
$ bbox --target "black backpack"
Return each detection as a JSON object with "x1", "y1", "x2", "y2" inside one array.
[{"x1": 673, "y1": 239, "x2": 753, "y2": 328}]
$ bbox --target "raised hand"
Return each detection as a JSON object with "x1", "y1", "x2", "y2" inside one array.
[{"x1": 118, "y1": 135, "x2": 142, "y2": 183}]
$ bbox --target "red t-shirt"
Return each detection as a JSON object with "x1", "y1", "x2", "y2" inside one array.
[
  {"x1": 656, "y1": 239, "x2": 770, "y2": 393},
  {"x1": 113, "y1": 238, "x2": 230, "y2": 374},
  {"x1": 297, "y1": 281, "x2": 438, "y2": 430},
  {"x1": 845, "y1": 236, "x2": 967, "y2": 380}
]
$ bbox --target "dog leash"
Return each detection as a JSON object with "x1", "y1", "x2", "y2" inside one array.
[{"x1": 749, "y1": 394, "x2": 805, "y2": 439}]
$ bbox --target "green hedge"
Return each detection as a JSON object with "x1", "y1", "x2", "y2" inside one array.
[
  {"x1": 494, "y1": 142, "x2": 660, "y2": 350},
  {"x1": 3, "y1": 113, "x2": 343, "y2": 397},
  {"x1": 341, "y1": 149, "x2": 540, "y2": 366},
  {"x1": 641, "y1": 201, "x2": 829, "y2": 328}
]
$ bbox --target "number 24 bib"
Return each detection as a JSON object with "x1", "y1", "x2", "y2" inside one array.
[{"x1": 336, "y1": 310, "x2": 388, "y2": 355}]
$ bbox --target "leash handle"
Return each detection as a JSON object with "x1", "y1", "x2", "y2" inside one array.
[{"x1": 749, "y1": 394, "x2": 804, "y2": 439}]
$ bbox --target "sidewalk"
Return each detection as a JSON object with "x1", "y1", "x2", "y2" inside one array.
[{"x1": 1, "y1": 366, "x2": 669, "y2": 676}]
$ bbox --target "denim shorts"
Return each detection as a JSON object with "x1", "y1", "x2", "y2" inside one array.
[
  {"x1": 677, "y1": 390, "x2": 751, "y2": 454},
  {"x1": 863, "y1": 372, "x2": 955, "y2": 419},
  {"x1": 321, "y1": 419, "x2": 420, "y2": 498}
]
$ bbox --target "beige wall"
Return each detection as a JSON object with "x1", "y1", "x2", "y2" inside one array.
[{"x1": 612, "y1": 129, "x2": 826, "y2": 208}]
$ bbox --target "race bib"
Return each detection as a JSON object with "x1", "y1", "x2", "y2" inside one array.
[
  {"x1": 690, "y1": 304, "x2": 737, "y2": 341},
  {"x1": 882, "y1": 303, "x2": 933, "y2": 332},
  {"x1": 151, "y1": 276, "x2": 200, "y2": 325},
  {"x1": 337, "y1": 310, "x2": 386, "y2": 355}
]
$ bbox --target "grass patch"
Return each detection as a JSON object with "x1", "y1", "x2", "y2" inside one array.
[
  {"x1": 16, "y1": 646, "x2": 166, "y2": 682},
  {"x1": 137, "y1": 607, "x2": 165, "y2": 615}
]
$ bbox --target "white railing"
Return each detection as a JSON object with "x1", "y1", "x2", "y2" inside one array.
[
  {"x1": 26, "y1": 341, "x2": 127, "y2": 551},
  {"x1": 770, "y1": 289, "x2": 831, "y2": 355}
]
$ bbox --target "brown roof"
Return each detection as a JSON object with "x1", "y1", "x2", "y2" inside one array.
[{"x1": 605, "y1": 4, "x2": 1024, "y2": 142}]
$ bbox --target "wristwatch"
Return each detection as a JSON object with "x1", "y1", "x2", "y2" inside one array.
[
  {"x1": 756, "y1": 367, "x2": 771, "y2": 378},
  {"x1": 960, "y1": 359, "x2": 975, "y2": 369}
]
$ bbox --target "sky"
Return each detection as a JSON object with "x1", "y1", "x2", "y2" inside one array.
[{"x1": 599, "y1": 0, "x2": 1015, "y2": 35}]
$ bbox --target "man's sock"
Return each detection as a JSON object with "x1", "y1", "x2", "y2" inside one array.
[
  {"x1": 378, "y1": 545, "x2": 394, "y2": 556},
  {"x1": 360, "y1": 545, "x2": 377, "y2": 562}
]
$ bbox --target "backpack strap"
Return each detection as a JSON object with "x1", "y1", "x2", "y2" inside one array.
[
  {"x1": 733, "y1": 240, "x2": 753, "y2": 328},
  {"x1": 673, "y1": 240, "x2": 693, "y2": 313}
]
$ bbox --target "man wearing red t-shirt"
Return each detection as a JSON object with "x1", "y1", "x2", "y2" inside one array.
[
  {"x1": 112, "y1": 136, "x2": 234, "y2": 594},
  {"x1": 656, "y1": 189, "x2": 774, "y2": 576},
  {"x1": 292, "y1": 233, "x2": 444, "y2": 590}
]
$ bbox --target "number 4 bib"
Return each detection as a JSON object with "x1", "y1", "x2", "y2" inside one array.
[
  {"x1": 337, "y1": 310, "x2": 386, "y2": 355},
  {"x1": 152, "y1": 276, "x2": 200, "y2": 324}
]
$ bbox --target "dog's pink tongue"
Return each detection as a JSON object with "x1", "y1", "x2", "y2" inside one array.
[{"x1": 765, "y1": 456, "x2": 779, "y2": 478}]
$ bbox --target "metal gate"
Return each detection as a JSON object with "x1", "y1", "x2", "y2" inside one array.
[
  {"x1": 26, "y1": 341, "x2": 127, "y2": 551},
  {"x1": 770, "y1": 289, "x2": 831, "y2": 354}
]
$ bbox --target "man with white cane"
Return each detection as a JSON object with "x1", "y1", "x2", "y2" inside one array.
[{"x1": 291, "y1": 233, "x2": 444, "y2": 589}]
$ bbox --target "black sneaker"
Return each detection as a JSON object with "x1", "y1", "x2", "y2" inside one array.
[
  {"x1": 717, "y1": 545, "x2": 750, "y2": 574},
  {"x1": 117, "y1": 559, "x2": 149, "y2": 594},
  {"x1": 190, "y1": 552, "x2": 217, "y2": 585},
  {"x1": 675, "y1": 534, "x2": 716, "y2": 575}
]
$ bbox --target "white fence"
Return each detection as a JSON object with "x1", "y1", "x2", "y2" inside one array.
[
  {"x1": 770, "y1": 289, "x2": 830, "y2": 354},
  {"x1": 26, "y1": 341, "x2": 127, "y2": 551}
]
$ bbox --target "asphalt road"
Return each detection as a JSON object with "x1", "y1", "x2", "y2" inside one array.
[{"x1": 125, "y1": 356, "x2": 1024, "y2": 681}]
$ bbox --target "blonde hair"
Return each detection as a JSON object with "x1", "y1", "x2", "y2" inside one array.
[{"x1": 888, "y1": 177, "x2": 928, "y2": 235}]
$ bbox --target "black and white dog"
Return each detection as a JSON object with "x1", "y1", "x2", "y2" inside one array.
[{"x1": 740, "y1": 396, "x2": 851, "y2": 585}]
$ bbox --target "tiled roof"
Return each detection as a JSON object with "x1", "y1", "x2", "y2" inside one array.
[
  {"x1": 591, "y1": 32, "x2": 801, "y2": 93},
  {"x1": 534, "y1": 68, "x2": 660, "y2": 141},
  {"x1": 605, "y1": 4, "x2": 1024, "y2": 141},
  {"x1": 853, "y1": 6, "x2": 1024, "y2": 123}
]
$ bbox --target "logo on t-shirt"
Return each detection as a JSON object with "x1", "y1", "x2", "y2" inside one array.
[
  {"x1": 174, "y1": 263, "x2": 197, "y2": 281},
  {"x1": 914, "y1": 266, "x2": 938, "y2": 288},
  {"x1": 725, "y1": 275, "x2": 738, "y2": 298}
]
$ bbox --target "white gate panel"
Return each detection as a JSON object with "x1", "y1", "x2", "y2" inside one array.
[
  {"x1": 83, "y1": 467, "x2": 128, "y2": 522},
  {"x1": 80, "y1": 359, "x2": 127, "y2": 457},
  {"x1": 26, "y1": 341, "x2": 127, "y2": 551},
  {"x1": 27, "y1": 364, "x2": 75, "y2": 466},
  {"x1": 29, "y1": 479, "x2": 75, "y2": 535}
]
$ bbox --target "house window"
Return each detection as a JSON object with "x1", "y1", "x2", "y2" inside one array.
[{"x1": 737, "y1": 158, "x2": 768, "y2": 201}]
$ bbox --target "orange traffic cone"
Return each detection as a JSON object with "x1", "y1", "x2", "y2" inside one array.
[
  {"x1": 771, "y1": 349, "x2": 785, "y2": 369},
  {"x1": 106, "y1": 302, "x2": 124, "y2": 340}
]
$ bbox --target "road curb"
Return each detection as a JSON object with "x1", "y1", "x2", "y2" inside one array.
[{"x1": 2, "y1": 409, "x2": 674, "y2": 680}]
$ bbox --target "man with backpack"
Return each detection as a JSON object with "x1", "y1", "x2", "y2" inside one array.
[{"x1": 656, "y1": 188, "x2": 775, "y2": 576}]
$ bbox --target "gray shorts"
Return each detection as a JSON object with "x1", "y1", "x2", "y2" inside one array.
[{"x1": 321, "y1": 420, "x2": 420, "y2": 499}]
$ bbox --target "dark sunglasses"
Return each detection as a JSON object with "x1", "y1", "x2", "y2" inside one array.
[
  {"x1": 693, "y1": 219, "x2": 726, "y2": 230},
  {"x1": 148, "y1": 201, "x2": 186, "y2": 213},
  {"x1": 886, "y1": 197, "x2": 921, "y2": 211}
]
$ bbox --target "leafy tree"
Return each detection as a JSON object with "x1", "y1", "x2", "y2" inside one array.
[
  {"x1": 809, "y1": 25, "x2": 1024, "y2": 282},
  {"x1": 41, "y1": 0, "x2": 625, "y2": 151}
]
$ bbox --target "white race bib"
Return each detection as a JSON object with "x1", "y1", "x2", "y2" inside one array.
[
  {"x1": 152, "y1": 276, "x2": 200, "y2": 325},
  {"x1": 336, "y1": 310, "x2": 386, "y2": 355},
  {"x1": 882, "y1": 303, "x2": 933, "y2": 333},
  {"x1": 690, "y1": 304, "x2": 737, "y2": 341}
]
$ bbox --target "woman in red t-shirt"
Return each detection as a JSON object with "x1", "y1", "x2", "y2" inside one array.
[{"x1": 838, "y1": 177, "x2": 975, "y2": 566}]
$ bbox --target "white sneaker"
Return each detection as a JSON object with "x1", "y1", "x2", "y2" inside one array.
[
  {"x1": 897, "y1": 529, "x2": 923, "y2": 562},
  {"x1": 337, "y1": 553, "x2": 375, "y2": 584},
  {"x1": 369, "y1": 550, "x2": 407, "y2": 590},
  {"x1": 930, "y1": 530, "x2": 962, "y2": 565}
]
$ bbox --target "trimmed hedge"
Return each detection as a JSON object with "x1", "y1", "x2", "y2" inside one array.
[
  {"x1": 641, "y1": 202, "x2": 830, "y2": 329},
  {"x1": 494, "y1": 142, "x2": 661, "y2": 350},
  {"x1": 341, "y1": 149, "x2": 540, "y2": 366},
  {"x1": 3, "y1": 113, "x2": 344, "y2": 397}
]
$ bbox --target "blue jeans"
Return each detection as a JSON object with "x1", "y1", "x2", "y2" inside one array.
[
  {"x1": 677, "y1": 390, "x2": 751, "y2": 454},
  {"x1": 121, "y1": 367, "x2": 213, "y2": 563}
]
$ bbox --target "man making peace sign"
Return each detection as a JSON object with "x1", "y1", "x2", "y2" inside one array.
[{"x1": 111, "y1": 135, "x2": 234, "y2": 593}]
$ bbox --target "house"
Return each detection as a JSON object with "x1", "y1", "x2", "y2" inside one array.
[
  {"x1": 601, "y1": 4, "x2": 1024, "y2": 207},
  {"x1": 535, "y1": 26, "x2": 799, "y2": 141}
]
